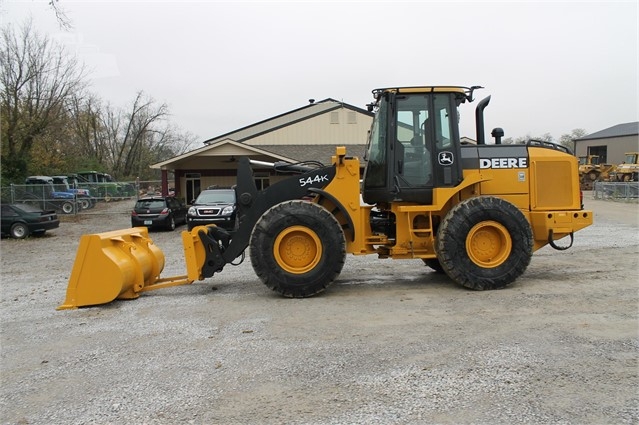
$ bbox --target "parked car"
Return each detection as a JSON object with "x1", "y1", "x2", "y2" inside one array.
[
  {"x1": 0, "y1": 203, "x2": 60, "y2": 239},
  {"x1": 187, "y1": 188, "x2": 237, "y2": 231},
  {"x1": 131, "y1": 196, "x2": 188, "y2": 231}
]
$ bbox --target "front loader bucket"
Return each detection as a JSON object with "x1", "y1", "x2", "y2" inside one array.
[{"x1": 57, "y1": 227, "x2": 167, "y2": 310}]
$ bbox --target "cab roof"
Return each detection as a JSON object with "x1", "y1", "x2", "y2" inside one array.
[
  {"x1": 372, "y1": 86, "x2": 482, "y2": 103},
  {"x1": 374, "y1": 86, "x2": 471, "y2": 94}
]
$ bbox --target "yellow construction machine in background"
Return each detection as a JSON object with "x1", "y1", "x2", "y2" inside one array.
[
  {"x1": 578, "y1": 155, "x2": 616, "y2": 190},
  {"x1": 609, "y1": 152, "x2": 639, "y2": 182},
  {"x1": 577, "y1": 152, "x2": 639, "y2": 190},
  {"x1": 58, "y1": 86, "x2": 594, "y2": 310}
]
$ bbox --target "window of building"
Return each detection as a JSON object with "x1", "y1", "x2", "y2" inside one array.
[
  {"x1": 185, "y1": 173, "x2": 201, "y2": 203},
  {"x1": 588, "y1": 146, "x2": 608, "y2": 163},
  {"x1": 254, "y1": 172, "x2": 270, "y2": 190},
  {"x1": 330, "y1": 111, "x2": 339, "y2": 124}
]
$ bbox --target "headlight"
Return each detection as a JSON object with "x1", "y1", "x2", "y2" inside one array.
[
  {"x1": 221, "y1": 206, "x2": 234, "y2": 215},
  {"x1": 187, "y1": 207, "x2": 196, "y2": 215}
]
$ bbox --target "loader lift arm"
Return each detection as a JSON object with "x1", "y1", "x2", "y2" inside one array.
[
  {"x1": 199, "y1": 156, "x2": 338, "y2": 278},
  {"x1": 56, "y1": 157, "x2": 339, "y2": 310}
]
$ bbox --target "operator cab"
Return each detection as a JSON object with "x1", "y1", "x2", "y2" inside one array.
[{"x1": 362, "y1": 86, "x2": 478, "y2": 205}]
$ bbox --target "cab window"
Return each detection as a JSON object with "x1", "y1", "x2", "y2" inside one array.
[
  {"x1": 395, "y1": 94, "x2": 432, "y2": 187},
  {"x1": 433, "y1": 94, "x2": 453, "y2": 149}
]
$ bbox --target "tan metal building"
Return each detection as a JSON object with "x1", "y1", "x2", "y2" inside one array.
[
  {"x1": 152, "y1": 99, "x2": 374, "y2": 202},
  {"x1": 574, "y1": 122, "x2": 639, "y2": 164}
]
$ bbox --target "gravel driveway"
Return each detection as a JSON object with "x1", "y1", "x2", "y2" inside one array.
[{"x1": 1, "y1": 194, "x2": 637, "y2": 425}]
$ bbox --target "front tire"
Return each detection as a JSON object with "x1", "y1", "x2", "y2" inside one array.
[
  {"x1": 250, "y1": 200, "x2": 346, "y2": 297},
  {"x1": 436, "y1": 196, "x2": 533, "y2": 290},
  {"x1": 61, "y1": 201, "x2": 75, "y2": 214}
]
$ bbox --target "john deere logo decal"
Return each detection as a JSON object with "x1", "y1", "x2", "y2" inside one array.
[
  {"x1": 438, "y1": 151, "x2": 454, "y2": 165},
  {"x1": 480, "y1": 158, "x2": 528, "y2": 169}
]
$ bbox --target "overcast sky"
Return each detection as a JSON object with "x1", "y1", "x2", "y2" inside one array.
[{"x1": 3, "y1": 1, "x2": 638, "y2": 143}]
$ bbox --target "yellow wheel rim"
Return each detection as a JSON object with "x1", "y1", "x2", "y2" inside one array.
[
  {"x1": 465, "y1": 220, "x2": 512, "y2": 268},
  {"x1": 273, "y1": 226, "x2": 322, "y2": 274}
]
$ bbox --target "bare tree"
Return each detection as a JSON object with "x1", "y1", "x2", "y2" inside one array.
[
  {"x1": 118, "y1": 92, "x2": 169, "y2": 178},
  {"x1": 48, "y1": 0, "x2": 73, "y2": 30},
  {"x1": 558, "y1": 128, "x2": 587, "y2": 152},
  {"x1": 139, "y1": 124, "x2": 197, "y2": 178},
  {"x1": 1, "y1": 21, "x2": 196, "y2": 183},
  {"x1": 98, "y1": 92, "x2": 174, "y2": 180},
  {"x1": 0, "y1": 20, "x2": 86, "y2": 182},
  {"x1": 67, "y1": 93, "x2": 107, "y2": 164},
  {"x1": 502, "y1": 132, "x2": 554, "y2": 145}
]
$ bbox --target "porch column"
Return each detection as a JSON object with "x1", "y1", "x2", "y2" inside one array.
[{"x1": 161, "y1": 169, "x2": 169, "y2": 196}]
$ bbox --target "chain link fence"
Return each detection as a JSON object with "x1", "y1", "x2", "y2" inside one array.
[
  {"x1": 0, "y1": 180, "x2": 162, "y2": 215},
  {"x1": 593, "y1": 181, "x2": 639, "y2": 202}
]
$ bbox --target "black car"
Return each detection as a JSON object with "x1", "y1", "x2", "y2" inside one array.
[
  {"x1": 187, "y1": 188, "x2": 237, "y2": 231},
  {"x1": 131, "y1": 196, "x2": 188, "y2": 231},
  {"x1": 1, "y1": 203, "x2": 60, "y2": 239}
]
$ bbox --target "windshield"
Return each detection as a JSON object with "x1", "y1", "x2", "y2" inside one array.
[
  {"x1": 196, "y1": 190, "x2": 235, "y2": 204},
  {"x1": 363, "y1": 97, "x2": 389, "y2": 188}
]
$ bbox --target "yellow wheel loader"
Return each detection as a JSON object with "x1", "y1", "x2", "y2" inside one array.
[
  {"x1": 58, "y1": 86, "x2": 593, "y2": 309},
  {"x1": 578, "y1": 155, "x2": 615, "y2": 190},
  {"x1": 609, "y1": 152, "x2": 639, "y2": 182}
]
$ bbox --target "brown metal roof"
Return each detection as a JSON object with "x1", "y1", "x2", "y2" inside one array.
[
  {"x1": 254, "y1": 144, "x2": 368, "y2": 166},
  {"x1": 577, "y1": 122, "x2": 639, "y2": 141}
]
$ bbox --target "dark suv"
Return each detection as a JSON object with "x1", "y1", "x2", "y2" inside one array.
[
  {"x1": 131, "y1": 196, "x2": 188, "y2": 231},
  {"x1": 187, "y1": 188, "x2": 237, "y2": 231}
]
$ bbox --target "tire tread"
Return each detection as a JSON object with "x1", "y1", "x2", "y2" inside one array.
[
  {"x1": 437, "y1": 196, "x2": 533, "y2": 290},
  {"x1": 250, "y1": 200, "x2": 346, "y2": 297}
]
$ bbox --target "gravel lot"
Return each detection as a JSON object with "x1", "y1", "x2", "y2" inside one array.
[{"x1": 1, "y1": 194, "x2": 637, "y2": 425}]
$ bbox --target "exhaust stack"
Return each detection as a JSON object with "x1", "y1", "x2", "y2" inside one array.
[{"x1": 475, "y1": 95, "x2": 491, "y2": 145}]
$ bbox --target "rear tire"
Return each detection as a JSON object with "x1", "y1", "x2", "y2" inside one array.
[
  {"x1": 166, "y1": 215, "x2": 176, "y2": 231},
  {"x1": 436, "y1": 196, "x2": 533, "y2": 290},
  {"x1": 250, "y1": 200, "x2": 346, "y2": 297},
  {"x1": 79, "y1": 198, "x2": 91, "y2": 210},
  {"x1": 10, "y1": 222, "x2": 29, "y2": 239}
]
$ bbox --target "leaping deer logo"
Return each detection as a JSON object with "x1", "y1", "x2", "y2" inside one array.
[{"x1": 438, "y1": 151, "x2": 454, "y2": 165}]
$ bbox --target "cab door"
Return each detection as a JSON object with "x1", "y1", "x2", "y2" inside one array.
[
  {"x1": 390, "y1": 93, "x2": 463, "y2": 204},
  {"x1": 430, "y1": 93, "x2": 463, "y2": 189}
]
